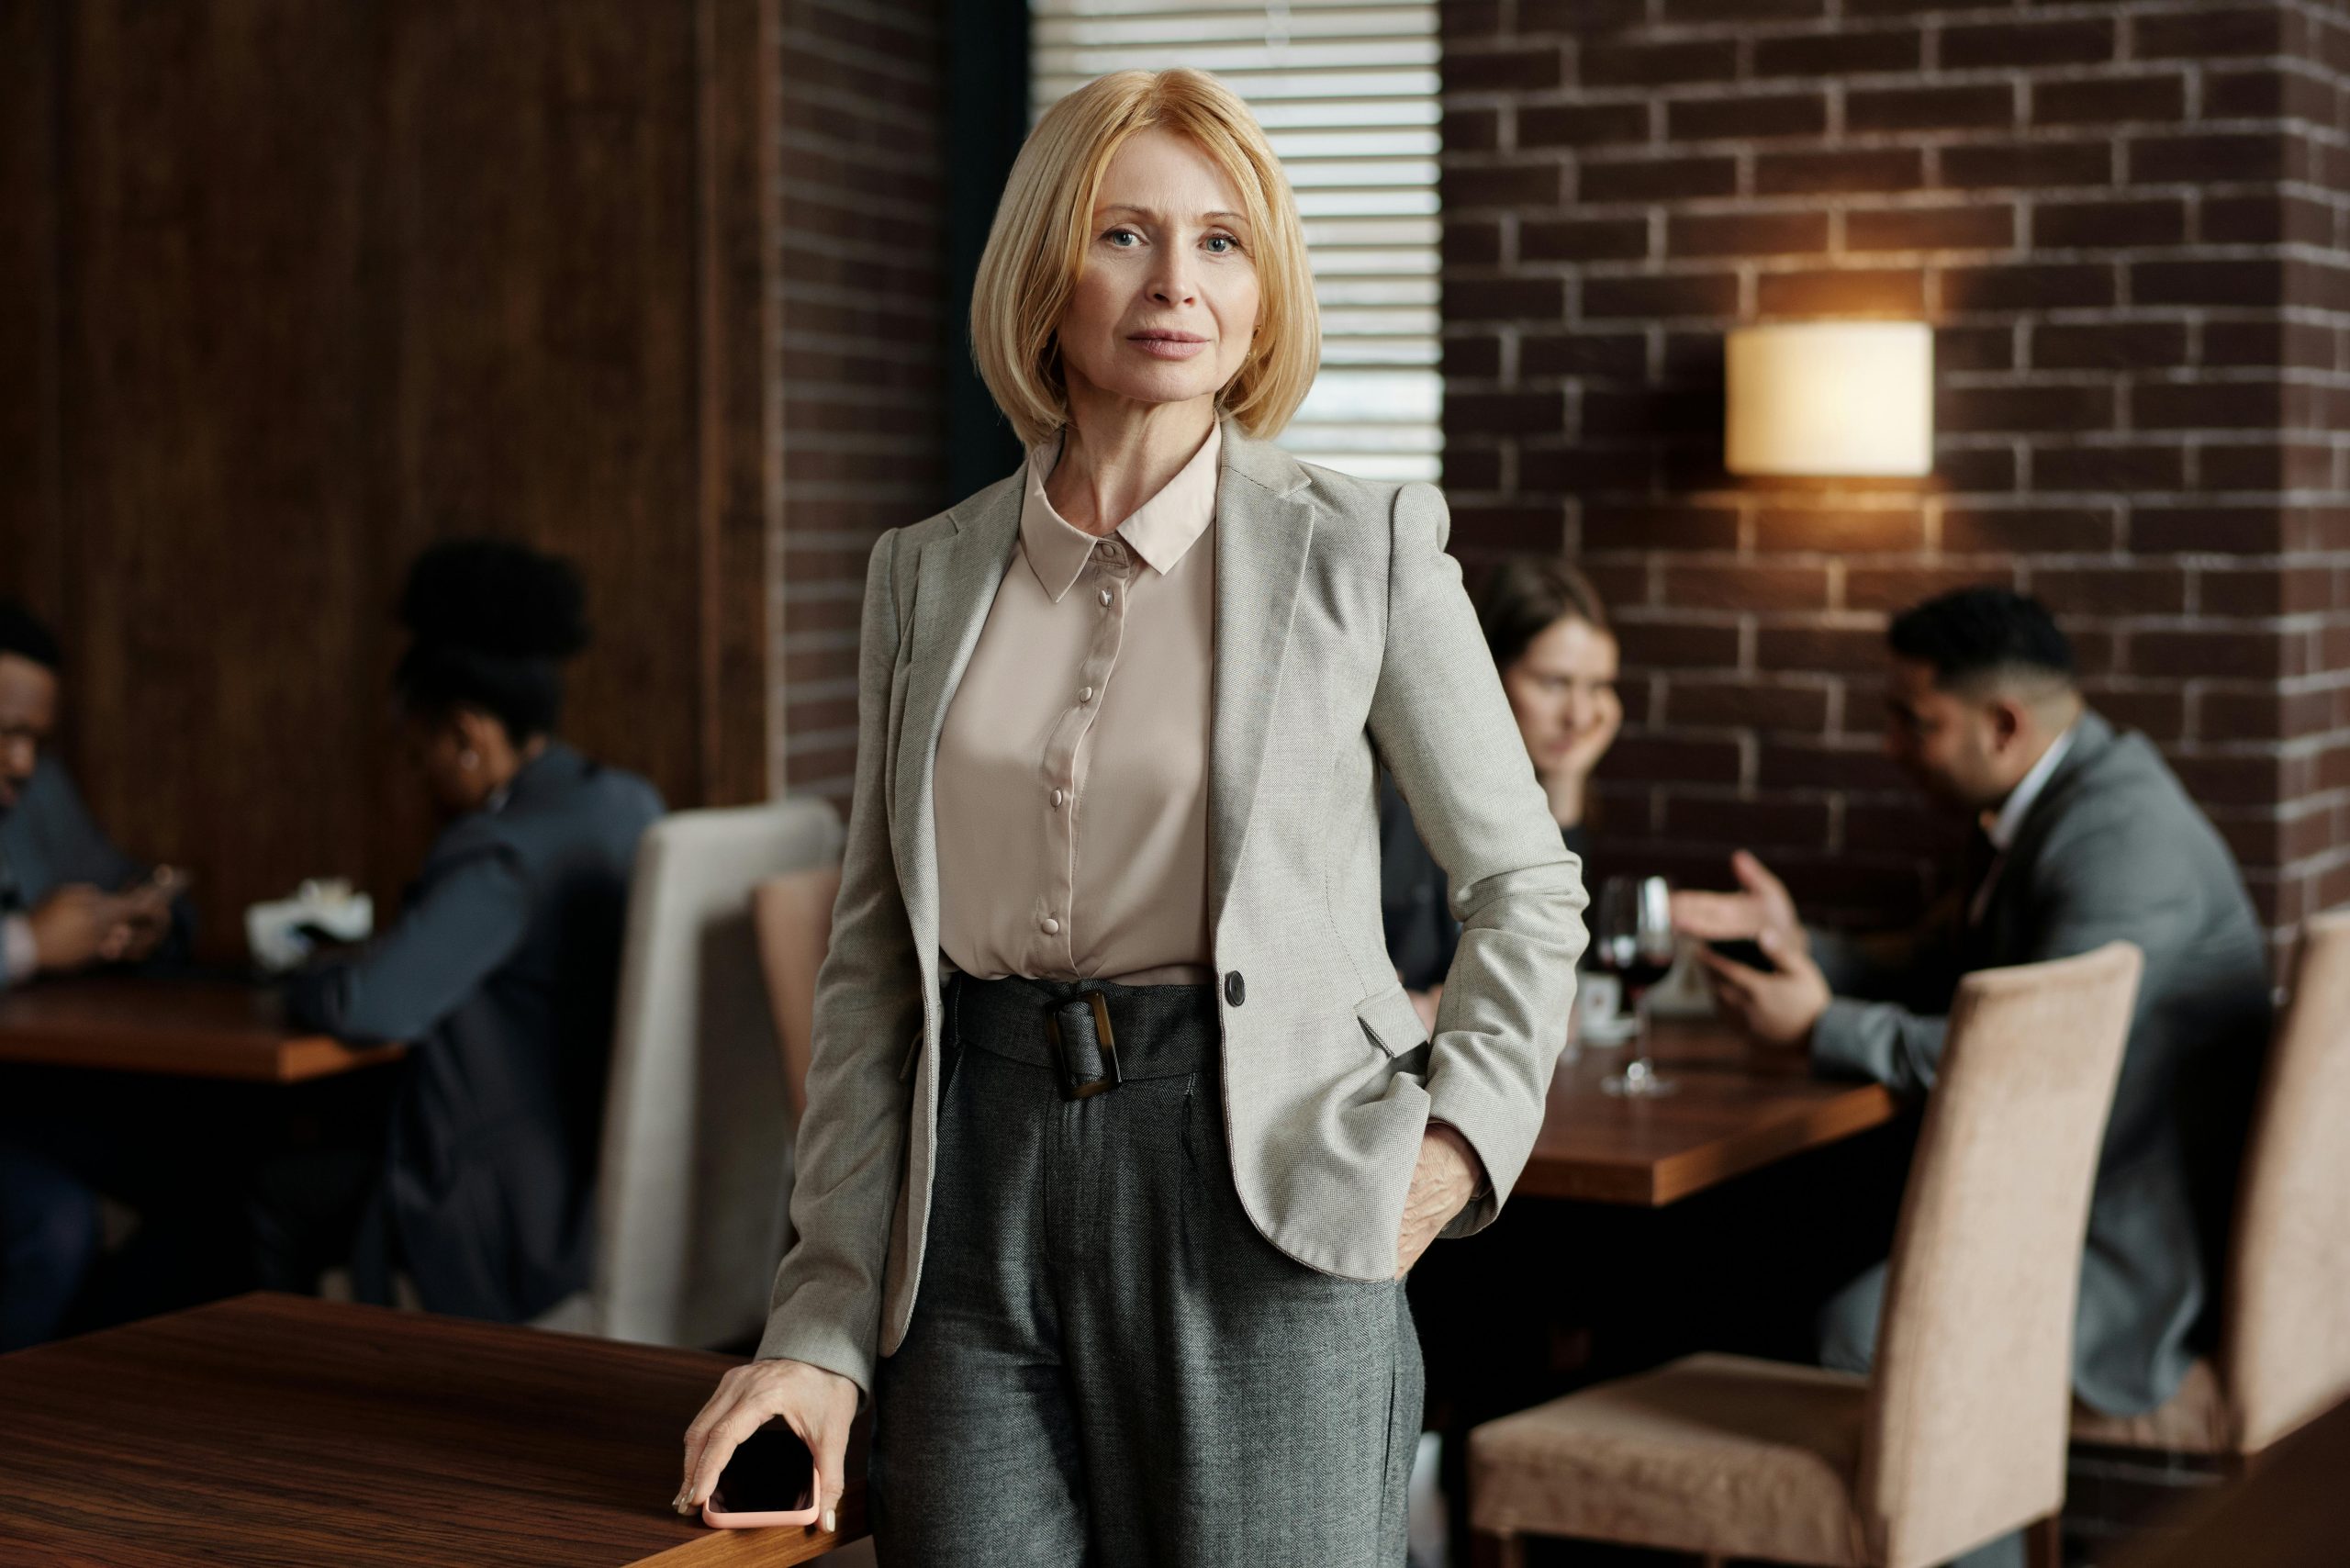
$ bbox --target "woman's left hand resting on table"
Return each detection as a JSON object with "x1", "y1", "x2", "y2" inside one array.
[
  {"x1": 1394, "y1": 1123, "x2": 1482, "y2": 1277},
  {"x1": 677, "y1": 1356, "x2": 858, "y2": 1530}
]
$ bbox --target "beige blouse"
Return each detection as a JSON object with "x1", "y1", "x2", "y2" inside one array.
[{"x1": 933, "y1": 423, "x2": 1221, "y2": 985}]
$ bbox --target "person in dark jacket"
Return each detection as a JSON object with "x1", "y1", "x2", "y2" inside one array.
[
  {"x1": 1382, "y1": 557, "x2": 1617, "y2": 1019},
  {"x1": 0, "y1": 599, "x2": 205, "y2": 1347},
  {"x1": 275, "y1": 541, "x2": 663, "y2": 1323},
  {"x1": 0, "y1": 599, "x2": 193, "y2": 986}
]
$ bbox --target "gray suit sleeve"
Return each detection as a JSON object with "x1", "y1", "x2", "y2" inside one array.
[
  {"x1": 1368, "y1": 483, "x2": 1588, "y2": 1235},
  {"x1": 755, "y1": 529, "x2": 923, "y2": 1398},
  {"x1": 285, "y1": 846, "x2": 531, "y2": 1042},
  {"x1": 1812, "y1": 821, "x2": 2172, "y2": 1096}
]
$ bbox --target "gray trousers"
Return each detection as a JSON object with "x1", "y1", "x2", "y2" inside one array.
[{"x1": 870, "y1": 974, "x2": 1422, "y2": 1567}]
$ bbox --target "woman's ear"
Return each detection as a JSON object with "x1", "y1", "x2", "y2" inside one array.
[{"x1": 452, "y1": 705, "x2": 512, "y2": 768}]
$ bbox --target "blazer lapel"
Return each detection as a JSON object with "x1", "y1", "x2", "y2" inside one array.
[
  {"x1": 1209, "y1": 426, "x2": 1316, "y2": 933},
  {"x1": 892, "y1": 475, "x2": 1024, "y2": 963},
  {"x1": 1975, "y1": 710, "x2": 2115, "y2": 958}
]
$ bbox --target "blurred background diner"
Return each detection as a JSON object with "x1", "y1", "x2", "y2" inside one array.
[{"x1": 5, "y1": 3, "x2": 2349, "y2": 1566}]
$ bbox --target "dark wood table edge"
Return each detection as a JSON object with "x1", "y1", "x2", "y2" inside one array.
[
  {"x1": 0, "y1": 1294, "x2": 873, "y2": 1567},
  {"x1": 1516, "y1": 1079, "x2": 1902, "y2": 1207}
]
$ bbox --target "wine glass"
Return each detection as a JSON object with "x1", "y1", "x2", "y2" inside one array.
[{"x1": 1594, "y1": 874, "x2": 1678, "y2": 1098}]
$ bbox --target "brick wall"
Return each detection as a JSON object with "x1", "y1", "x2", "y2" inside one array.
[
  {"x1": 775, "y1": 0, "x2": 947, "y2": 799},
  {"x1": 1440, "y1": 0, "x2": 2350, "y2": 951}
]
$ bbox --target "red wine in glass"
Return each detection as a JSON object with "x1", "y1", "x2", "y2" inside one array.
[
  {"x1": 1595, "y1": 935, "x2": 1673, "y2": 1000},
  {"x1": 1595, "y1": 875, "x2": 1678, "y2": 1097}
]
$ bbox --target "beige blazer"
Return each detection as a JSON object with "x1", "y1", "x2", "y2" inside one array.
[{"x1": 757, "y1": 425, "x2": 1587, "y2": 1394}]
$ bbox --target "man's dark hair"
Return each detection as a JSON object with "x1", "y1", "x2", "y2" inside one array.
[
  {"x1": 1887, "y1": 587, "x2": 2075, "y2": 695},
  {"x1": 394, "y1": 539, "x2": 590, "y2": 741},
  {"x1": 0, "y1": 599, "x2": 62, "y2": 671}
]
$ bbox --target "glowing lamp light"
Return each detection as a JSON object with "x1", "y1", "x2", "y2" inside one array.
[{"x1": 1725, "y1": 321, "x2": 1934, "y2": 478}]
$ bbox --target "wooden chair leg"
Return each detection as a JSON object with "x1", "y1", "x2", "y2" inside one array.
[
  {"x1": 2024, "y1": 1511, "x2": 2062, "y2": 1568},
  {"x1": 1468, "y1": 1529, "x2": 1526, "y2": 1568}
]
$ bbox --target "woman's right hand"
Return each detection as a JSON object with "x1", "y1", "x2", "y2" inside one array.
[{"x1": 676, "y1": 1357, "x2": 859, "y2": 1530}]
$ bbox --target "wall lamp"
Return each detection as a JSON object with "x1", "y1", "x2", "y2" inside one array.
[{"x1": 1725, "y1": 321, "x2": 1934, "y2": 478}]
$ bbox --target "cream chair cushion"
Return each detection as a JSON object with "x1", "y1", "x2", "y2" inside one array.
[{"x1": 1472, "y1": 1353, "x2": 1872, "y2": 1565}]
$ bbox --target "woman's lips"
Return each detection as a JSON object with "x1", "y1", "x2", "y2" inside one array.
[{"x1": 1129, "y1": 332, "x2": 1209, "y2": 360}]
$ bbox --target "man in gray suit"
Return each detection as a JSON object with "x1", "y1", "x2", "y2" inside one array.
[{"x1": 1679, "y1": 588, "x2": 2271, "y2": 1444}]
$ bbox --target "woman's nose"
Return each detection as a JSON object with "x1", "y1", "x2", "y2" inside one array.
[{"x1": 1150, "y1": 259, "x2": 1198, "y2": 305}]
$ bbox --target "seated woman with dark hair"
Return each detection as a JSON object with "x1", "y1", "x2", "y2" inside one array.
[
  {"x1": 267, "y1": 541, "x2": 663, "y2": 1324},
  {"x1": 1382, "y1": 557, "x2": 1619, "y2": 1025}
]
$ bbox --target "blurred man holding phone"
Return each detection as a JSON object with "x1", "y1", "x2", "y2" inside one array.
[
  {"x1": 0, "y1": 600, "x2": 190, "y2": 980},
  {"x1": 0, "y1": 599, "x2": 199, "y2": 1350}
]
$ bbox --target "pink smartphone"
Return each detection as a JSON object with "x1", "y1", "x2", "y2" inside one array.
[{"x1": 699, "y1": 1423, "x2": 822, "y2": 1529}]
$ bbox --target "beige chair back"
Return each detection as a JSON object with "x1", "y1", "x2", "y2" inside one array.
[
  {"x1": 1861, "y1": 941, "x2": 2142, "y2": 1568},
  {"x1": 589, "y1": 796, "x2": 845, "y2": 1349},
  {"x1": 753, "y1": 865, "x2": 841, "y2": 1132},
  {"x1": 2223, "y1": 907, "x2": 2350, "y2": 1454}
]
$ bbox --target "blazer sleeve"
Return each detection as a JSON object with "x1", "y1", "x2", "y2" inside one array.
[
  {"x1": 284, "y1": 843, "x2": 531, "y2": 1043},
  {"x1": 1811, "y1": 819, "x2": 2175, "y2": 1096},
  {"x1": 1367, "y1": 482, "x2": 1589, "y2": 1236},
  {"x1": 755, "y1": 527, "x2": 923, "y2": 1399}
]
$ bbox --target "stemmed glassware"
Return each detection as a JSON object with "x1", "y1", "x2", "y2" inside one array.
[{"x1": 1594, "y1": 874, "x2": 1678, "y2": 1098}]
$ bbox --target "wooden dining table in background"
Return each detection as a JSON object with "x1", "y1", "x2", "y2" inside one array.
[
  {"x1": 0, "y1": 975, "x2": 403, "y2": 1082},
  {"x1": 0, "y1": 1293, "x2": 868, "y2": 1567},
  {"x1": 1517, "y1": 1014, "x2": 1902, "y2": 1206}
]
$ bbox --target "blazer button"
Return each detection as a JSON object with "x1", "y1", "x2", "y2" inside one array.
[{"x1": 1224, "y1": 970, "x2": 1246, "y2": 1007}]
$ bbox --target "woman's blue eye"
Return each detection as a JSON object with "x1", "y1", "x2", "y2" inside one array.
[
  {"x1": 1204, "y1": 235, "x2": 1236, "y2": 253},
  {"x1": 1104, "y1": 229, "x2": 1139, "y2": 246}
]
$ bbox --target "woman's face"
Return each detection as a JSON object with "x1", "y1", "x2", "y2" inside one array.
[
  {"x1": 1056, "y1": 129, "x2": 1262, "y2": 418},
  {"x1": 1500, "y1": 616, "x2": 1620, "y2": 772}
]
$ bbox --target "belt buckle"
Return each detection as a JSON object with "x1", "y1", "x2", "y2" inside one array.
[{"x1": 1045, "y1": 990, "x2": 1122, "y2": 1101}]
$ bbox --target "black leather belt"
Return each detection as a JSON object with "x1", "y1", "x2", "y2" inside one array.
[{"x1": 946, "y1": 972, "x2": 1217, "y2": 1101}]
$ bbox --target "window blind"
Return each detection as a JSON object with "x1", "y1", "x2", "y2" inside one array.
[{"x1": 1030, "y1": 1, "x2": 1442, "y2": 482}]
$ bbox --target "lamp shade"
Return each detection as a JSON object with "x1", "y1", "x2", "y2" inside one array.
[{"x1": 1725, "y1": 321, "x2": 1934, "y2": 477}]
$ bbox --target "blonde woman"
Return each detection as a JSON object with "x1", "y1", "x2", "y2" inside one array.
[{"x1": 677, "y1": 70, "x2": 1585, "y2": 1564}]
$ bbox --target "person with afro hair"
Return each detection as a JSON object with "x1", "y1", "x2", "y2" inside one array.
[{"x1": 270, "y1": 539, "x2": 664, "y2": 1324}]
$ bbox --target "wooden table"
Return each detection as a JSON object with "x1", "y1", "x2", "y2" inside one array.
[
  {"x1": 1516, "y1": 1015, "x2": 1901, "y2": 1206},
  {"x1": 0, "y1": 975, "x2": 403, "y2": 1081},
  {"x1": 0, "y1": 1294, "x2": 867, "y2": 1567}
]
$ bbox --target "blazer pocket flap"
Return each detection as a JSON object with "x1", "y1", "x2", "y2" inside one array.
[{"x1": 1356, "y1": 985, "x2": 1430, "y2": 1058}]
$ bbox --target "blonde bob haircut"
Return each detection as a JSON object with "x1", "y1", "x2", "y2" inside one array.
[{"x1": 971, "y1": 69, "x2": 1319, "y2": 448}]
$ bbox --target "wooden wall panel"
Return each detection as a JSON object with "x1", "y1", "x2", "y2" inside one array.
[
  {"x1": 0, "y1": 1, "x2": 64, "y2": 617},
  {"x1": 0, "y1": 0, "x2": 777, "y2": 963}
]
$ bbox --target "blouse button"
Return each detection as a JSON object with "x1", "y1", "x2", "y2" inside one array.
[
  {"x1": 1051, "y1": 789, "x2": 1066, "y2": 808},
  {"x1": 1041, "y1": 915, "x2": 1061, "y2": 935},
  {"x1": 1080, "y1": 686, "x2": 1095, "y2": 703},
  {"x1": 1099, "y1": 588, "x2": 1113, "y2": 607}
]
